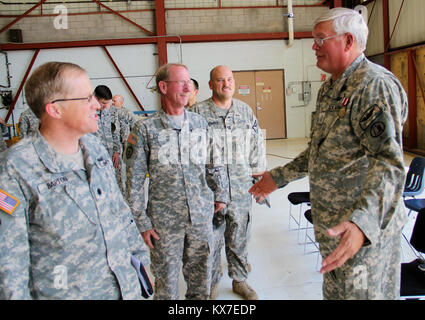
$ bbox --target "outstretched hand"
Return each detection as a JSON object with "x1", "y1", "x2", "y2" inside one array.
[{"x1": 248, "y1": 171, "x2": 278, "y2": 203}]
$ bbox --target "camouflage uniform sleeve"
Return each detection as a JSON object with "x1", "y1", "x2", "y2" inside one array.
[
  {"x1": 348, "y1": 76, "x2": 407, "y2": 245},
  {"x1": 119, "y1": 109, "x2": 135, "y2": 145},
  {"x1": 122, "y1": 202, "x2": 150, "y2": 265},
  {"x1": 126, "y1": 110, "x2": 138, "y2": 128},
  {"x1": 205, "y1": 125, "x2": 229, "y2": 204},
  {"x1": 123, "y1": 123, "x2": 151, "y2": 232},
  {"x1": 249, "y1": 115, "x2": 267, "y2": 174},
  {"x1": 0, "y1": 124, "x2": 7, "y2": 152},
  {"x1": 269, "y1": 148, "x2": 310, "y2": 188},
  {"x1": 103, "y1": 110, "x2": 116, "y2": 157},
  {"x1": 0, "y1": 161, "x2": 32, "y2": 299},
  {"x1": 18, "y1": 116, "x2": 28, "y2": 140}
]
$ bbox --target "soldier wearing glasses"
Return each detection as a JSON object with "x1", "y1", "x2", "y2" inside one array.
[
  {"x1": 250, "y1": 8, "x2": 408, "y2": 299},
  {"x1": 0, "y1": 62, "x2": 149, "y2": 299},
  {"x1": 124, "y1": 63, "x2": 229, "y2": 300}
]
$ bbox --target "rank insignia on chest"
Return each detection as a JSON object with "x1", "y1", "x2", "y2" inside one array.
[{"x1": 0, "y1": 189, "x2": 20, "y2": 215}]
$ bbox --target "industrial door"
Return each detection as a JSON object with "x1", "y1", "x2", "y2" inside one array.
[{"x1": 233, "y1": 70, "x2": 286, "y2": 139}]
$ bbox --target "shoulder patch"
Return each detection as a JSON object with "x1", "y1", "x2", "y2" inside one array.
[
  {"x1": 127, "y1": 133, "x2": 138, "y2": 145},
  {"x1": 370, "y1": 121, "x2": 386, "y2": 138},
  {"x1": 0, "y1": 189, "x2": 20, "y2": 215},
  {"x1": 360, "y1": 104, "x2": 383, "y2": 130},
  {"x1": 126, "y1": 145, "x2": 134, "y2": 159}
]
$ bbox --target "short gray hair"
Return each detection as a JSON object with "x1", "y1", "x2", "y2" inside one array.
[
  {"x1": 24, "y1": 62, "x2": 85, "y2": 119},
  {"x1": 314, "y1": 8, "x2": 369, "y2": 52},
  {"x1": 155, "y1": 63, "x2": 188, "y2": 89}
]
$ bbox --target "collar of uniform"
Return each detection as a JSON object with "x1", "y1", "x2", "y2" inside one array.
[
  {"x1": 207, "y1": 97, "x2": 236, "y2": 118},
  {"x1": 98, "y1": 107, "x2": 111, "y2": 118},
  {"x1": 33, "y1": 131, "x2": 98, "y2": 174},
  {"x1": 322, "y1": 54, "x2": 366, "y2": 100},
  {"x1": 158, "y1": 107, "x2": 190, "y2": 130}
]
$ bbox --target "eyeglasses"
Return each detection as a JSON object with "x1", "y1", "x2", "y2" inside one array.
[
  {"x1": 164, "y1": 80, "x2": 191, "y2": 87},
  {"x1": 51, "y1": 93, "x2": 95, "y2": 104},
  {"x1": 313, "y1": 34, "x2": 343, "y2": 47}
]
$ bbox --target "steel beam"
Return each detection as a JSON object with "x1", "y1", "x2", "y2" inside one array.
[
  {"x1": 0, "y1": 38, "x2": 157, "y2": 51},
  {"x1": 92, "y1": 0, "x2": 154, "y2": 36},
  {"x1": 406, "y1": 50, "x2": 418, "y2": 149},
  {"x1": 102, "y1": 46, "x2": 145, "y2": 111},
  {"x1": 155, "y1": 0, "x2": 167, "y2": 66},
  {"x1": 0, "y1": 0, "x2": 47, "y2": 34},
  {"x1": 5, "y1": 49, "x2": 39, "y2": 123},
  {"x1": 1, "y1": 31, "x2": 313, "y2": 51},
  {"x1": 383, "y1": 0, "x2": 391, "y2": 70}
]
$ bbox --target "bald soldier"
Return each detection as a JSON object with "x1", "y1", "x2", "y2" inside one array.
[
  {"x1": 0, "y1": 62, "x2": 149, "y2": 299},
  {"x1": 191, "y1": 65, "x2": 266, "y2": 300}
]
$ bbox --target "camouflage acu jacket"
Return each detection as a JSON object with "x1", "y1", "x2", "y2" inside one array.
[
  {"x1": 191, "y1": 98, "x2": 267, "y2": 204},
  {"x1": 124, "y1": 108, "x2": 229, "y2": 233},
  {"x1": 270, "y1": 54, "x2": 408, "y2": 245},
  {"x1": 0, "y1": 132, "x2": 149, "y2": 299}
]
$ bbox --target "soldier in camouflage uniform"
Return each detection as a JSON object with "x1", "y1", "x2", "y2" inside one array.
[
  {"x1": 0, "y1": 117, "x2": 7, "y2": 152},
  {"x1": 93, "y1": 85, "x2": 115, "y2": 158},
  {"x1": 110, "y1": 94, "x2": 138, "y2": 193},
  {"x1": 93, "y1": 86, "x2": 127, "y2": 192},
  {"x1": 250, "y1": 8, "x2": 408, "y2": 300},
  {"x1": 112, "y1": 95, "x2": 138, "y2": 142},
  {"x1": 124, "y1": 63, "x2": 229, "y2": 300},
  {"x1": 0, "y1": 62, "x2": 149, "y2": 299},
  {"x1": 191, "y1": 65, "x2": 267, "y2": 300},
  {"x1": 18, "y1": 107, "x2": 39, "y2": 139}
]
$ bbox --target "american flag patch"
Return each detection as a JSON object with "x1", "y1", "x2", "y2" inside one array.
[{"x1": 0, "y1": 189, "x2": 19, "y2": 215}]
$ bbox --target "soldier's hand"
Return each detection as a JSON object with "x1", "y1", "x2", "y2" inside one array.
[
  {"x1": 0, "y1": 117, "x2": 5, "y2": 125},
  {"x1": 214, "y1": 201, "x2": 226, "y2": 213},
  {"x1": 248, "y1": 171, "x2": 277, "y2": 203},
  {"x1": 320, "y1": 221, "x2": 365, "y2": 274},
  {"x1": 142, "y1": 229, "x2": 160, "y2": 249}
]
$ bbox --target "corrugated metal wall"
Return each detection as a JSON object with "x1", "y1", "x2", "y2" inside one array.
[
  {"x1": 366, "y1": 0, "x2": 425, "y2": 153},
  {"x1": 388, "y1": 0, "x2": 425, "y2": 49},
  {"x1": 365, "y1": 0, "x2": 384, "y2": 56},
  {"x1": 366, "y1": 0, "x2": 425, "y2": 56}
]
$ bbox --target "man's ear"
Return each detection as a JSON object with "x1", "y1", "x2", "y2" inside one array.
[
  {"x1": 158, "y1": 81, "x2": 167, "y2": 95},
  {"x1": 345, "y1": 33, "x2": 355, "y2": 51},
  {"x1": 44, "y1": 102, "x2": 63, "y2": 119}
]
